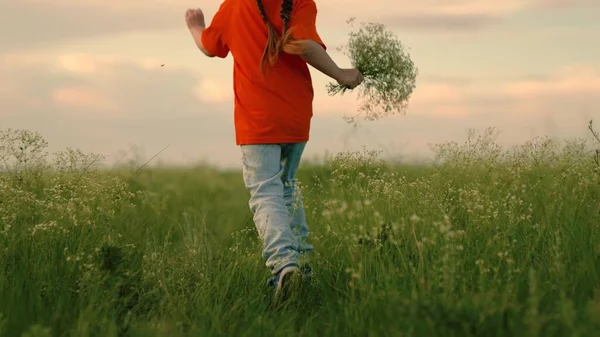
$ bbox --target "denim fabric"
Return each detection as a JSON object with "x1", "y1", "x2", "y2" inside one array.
[{"x1": 240, "y1": 142, "x2": 313, "y2": 275}]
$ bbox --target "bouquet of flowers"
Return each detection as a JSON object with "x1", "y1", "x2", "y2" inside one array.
[{"x1": 327, "y1": 18, "x2": 418, "y2": 125}]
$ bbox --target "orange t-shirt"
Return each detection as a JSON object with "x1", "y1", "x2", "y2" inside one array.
[{"x1": 201, "y1": 0, "x2": 326, "y2": 145}]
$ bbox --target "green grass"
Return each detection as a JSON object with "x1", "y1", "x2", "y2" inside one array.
[{"x1": 1, "y1": 127, "x2": 600, "y2": 337}]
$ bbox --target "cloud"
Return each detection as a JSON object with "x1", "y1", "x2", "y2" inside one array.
[
  {"x1": 534, "y1": 0, "x2": 597, "y2": 9},
  {"x1": 0, "y1": 0, "x2": 192, "y2": 52},
  {"x1": 321, "y1": 67, "x2": 600, "y2": 120},
  {"x1": 0, "y1": 52, "x2": 196, "y2": 116},
  {"x1": 1, "y1": 0, "x2": 595, "y2": 52},
  {"x1": 0, "y1": 52, "x2": 238, "y2": 162},
  {"x1": 375, "y1": 0, "x2": 597, "y2": 31},
  {"x1": 52, "y1": 86, "x2": 119, "y2": 112},
  {"x1": 325, "y1": 0, "x2": 594, "y2": 18},
  {"x1": 26, "y1": 0, "x2": 190, "y2": 9},
  {"x1": 56, "y1": 54, "x2": 120, "y2": 76},
  {"x1": 315, "y1": 0, "x2": 594, "y2": 30},
  {"x1": 193, "y1": 78, "x2": 233, "y2": 103},
  {"x1": 334, "y1": 64, "x2": 600, "y2": 124},
  {"x1": 407, "y1": 83, "x2": 470, "y2": 117},
  {"x1": 1, "y1": 51, "x2": 599, "y2": 168},
  {"x1": 504, "y1": 65, "x2": 600, "y2": 97},
  {"x1": 313, "y1": 63, "x2": 600, "y2": 123},
  {"x1": 381, "y1": 14, "x2": 501, "y2": 31}
]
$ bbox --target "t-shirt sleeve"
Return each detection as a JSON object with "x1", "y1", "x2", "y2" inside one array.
[
  {"x1": 201, "y1": 1, "x2": 230, "y2": 58},
  {"x1": 289, "y1": 0, "x2": 326, "y2": 50}
]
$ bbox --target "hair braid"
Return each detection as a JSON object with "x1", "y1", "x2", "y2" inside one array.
[
  {"x1": 256, "y1": 0, "x2": 303, "y2": 74},
  {"x1": 255, "y1": 0, "x2": 279, "y2": 72},
  {"x1": 280, "y1": 0, "x2": 294, "y2": 35},
  {"x1": 255, "y1": 0, "x2": 270, "y2": 25}
]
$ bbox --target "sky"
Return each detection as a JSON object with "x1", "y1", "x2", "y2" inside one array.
[{"x1": 1, "y1": 0, "x2": 600, "y2": 168}]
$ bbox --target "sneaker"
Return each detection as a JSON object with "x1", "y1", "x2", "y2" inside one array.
[
  {"x1": 300, "y1": 263, "x2": 312, "y2": 280},
  {"x1": 267, "y1": 263, "x2": 312, "y2": 288},
  {"x1": 267, "y1": 263, "x2": 302, "y2": 304}
]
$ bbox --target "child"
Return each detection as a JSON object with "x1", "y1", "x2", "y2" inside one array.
[{"x1": 185, "y1": 0, "x2": 363, "y2": 302}]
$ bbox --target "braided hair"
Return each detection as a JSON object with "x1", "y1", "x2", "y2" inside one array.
[
  {"x1": 255, "y1": 0, "x2": 303, "y2": 73},
  {"x1": 280, "y1": 0, "x2": 293, "y2": 35}
]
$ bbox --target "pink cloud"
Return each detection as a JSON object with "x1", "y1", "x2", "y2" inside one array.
[
  {"x1": 311, "y1": 82, "x2": 471, "y2": 118},
  {"x1": 3, "y1": 0, "x2": 593, "y2": 56},
  {"x1": 3, "y1": 50, "x2": 600, "y2": 123},
  {"x1": 320, "y1": 0, "x2": 524, "y2": 18},
  {"x1": 1, "y1": 52, "x2": 168, "y2": 75},
  {"x1": 403, "y1": 83, "x2": 468, "y2": 117},
  {"x1": 52, "y1": 86, "x2": 120, "y2": 112},
  {"x1": 310, "y1": 63, "x2": 600, "y2": 120},
  {"x1": 2, "y1": 49, "x2": 600, "y2": 167},
  {"x1": 383, "y1": 64, "x2": 600, "y2": 118},
  {"x1": 193, "y1": 78, "x2": 233, "y2": 103},
  {"x1": 25, "y1": 0, "x2": 193, "y2": 10},
  {"x1": 0, "y1": 52, "x2": 200, "y2": 118},
  {"x1": 27, "y1": 0, "x2": 582, "y2": 16},
  {"x1": 504, "y1": 66, "x2": 600, "y2": 97},
  {"x1": 411, "y1": 84, "x2": 463, "y2": 104},
  {"x1": 57, "y1": 54, "x2": 119, "y2": 76},
  {"x1": 22, "y1": 0, "x2": 594, "y2": 28}
]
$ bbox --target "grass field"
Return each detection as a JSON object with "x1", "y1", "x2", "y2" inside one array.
[{"x1": 1, "y1": 126, "x2": 600, "y2": 337}]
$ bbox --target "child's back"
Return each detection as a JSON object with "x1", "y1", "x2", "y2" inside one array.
[{"x1": 201, "y1": 0, "x2": 327, "y2": 145}]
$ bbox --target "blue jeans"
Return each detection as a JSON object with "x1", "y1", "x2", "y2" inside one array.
[{"x1": 240, "y1": 142, "x2": 313, "y2": 275}]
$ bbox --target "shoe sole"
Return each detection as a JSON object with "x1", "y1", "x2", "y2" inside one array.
[{"x1": 274, "y1": 267, "x2": 302, "y2": 306}]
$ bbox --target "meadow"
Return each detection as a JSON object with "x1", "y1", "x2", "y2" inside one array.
[{"x1": 1, "y1": 125, "x2": 600, "y2": 337}]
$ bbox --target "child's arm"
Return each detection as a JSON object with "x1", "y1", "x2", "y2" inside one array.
[
  {"x1": 185, "y1": 9, "x2": 211, "y2": 56},
  {"x1": 298, "y1": 40, "x2": 342, "y2": 82},
  {"x1": 188, "y1": 25, "x2": 214, "y2": 58},
  {"x1": 299, "y1": 40, "x2": 363, "y2": 89},
  {"x1": 287, "y1": 0, "x2": 362, "y2": 88},
  {"x1": 185, "y1": 7, "x2": 229, "y2": 58}
]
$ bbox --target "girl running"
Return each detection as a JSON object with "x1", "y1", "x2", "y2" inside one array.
[{"x1": 185, "y1": 0, "x2": 363, "y2": 302}]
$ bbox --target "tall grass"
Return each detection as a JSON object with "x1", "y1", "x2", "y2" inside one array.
[{"x1": 1, "y1": 126, "x2": 599, "y2": 337}]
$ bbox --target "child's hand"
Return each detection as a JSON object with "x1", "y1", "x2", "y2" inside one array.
[
  {"x1": 185, "y1": 8, "x2": 206, "y2": 29},
  {"x1": 336, "y1": 68, "x2": 364, "y2": 89}
]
